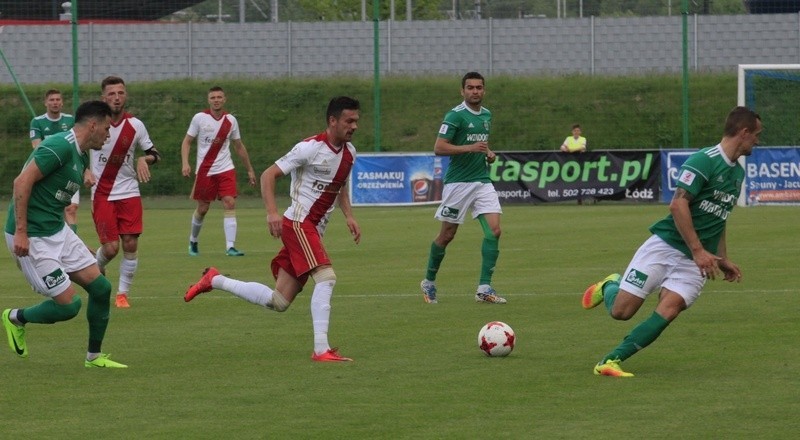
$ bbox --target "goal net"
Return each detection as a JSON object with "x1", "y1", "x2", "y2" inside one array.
[
  {"x1": 737, "y1": 64, "x2": 800, "y2": 205},
  {"x1": 738, "y1": 64, "x2": 800, "y2": 147}
]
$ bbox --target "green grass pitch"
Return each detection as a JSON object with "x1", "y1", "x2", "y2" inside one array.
[{"x1": 1, "y1": 199, "x2": 797, "y2": 438}]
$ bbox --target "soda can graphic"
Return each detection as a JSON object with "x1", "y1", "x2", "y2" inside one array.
[
  {"x1": 411, "y1": 171, "x2": 432, "y2": 202},
  {"x1": 431, "y1": 156, "x2": 443, "y2": 201}
]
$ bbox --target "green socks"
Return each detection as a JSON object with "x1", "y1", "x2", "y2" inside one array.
[
  {"x1": 21, "y1": 296, "x2": 82, "y2": 324},
  {"x1": 603, "y1": 280, "x2": 620, "y2": 313},
  {"x1": 425, "y1": 215, "x2": 500, "y2": 286},
  {"x1": 86, "y1": 276, "x2": 112, "y2": 353},
  {"x1": 479, "y1": 236, "x2": 499, "y2": 286},
  {"x1": 477, "y1": 215, "x2": 499, "y2": 286},
  {"x1": 16, "y1": 275, "x2": 112, "y2": 354},
  {"x1": 603, "y1": 311, "x2": 670, "y2": 363},
  {"x1": 425, "y1": 242, "x2": 446, "y2": 281}
]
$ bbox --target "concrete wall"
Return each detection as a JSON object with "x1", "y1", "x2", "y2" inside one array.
[{"x1": 2, "y1": 13, "x2": 799, "y2": 84}]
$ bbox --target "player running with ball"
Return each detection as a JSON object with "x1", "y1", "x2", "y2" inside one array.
[{"x1": 184, "y1": 96, "x2": 362, "y2": 362}]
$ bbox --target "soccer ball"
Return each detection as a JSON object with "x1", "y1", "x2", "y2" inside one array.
[{"x1": 478, "y1": 321, "x2": 515, "y2": 357}]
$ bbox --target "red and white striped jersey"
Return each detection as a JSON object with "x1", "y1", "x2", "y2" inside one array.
[
  {"x1": 275, "y1": 131, "x2": 356, "y2": 233},
  {"x1": 187, "y1": 110, "x2": 241, "y2": 177},
  {"x1": 90, "y1": 113, "x2": 154, "y2": 201}
]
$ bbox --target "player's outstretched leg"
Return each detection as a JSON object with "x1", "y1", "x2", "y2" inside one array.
[
  {"x1": 184, "y1": 267, "x2": 220, "y2": 302},
  {"x1": 582, "y1": 273, "x2": 621, "y2": 310}
]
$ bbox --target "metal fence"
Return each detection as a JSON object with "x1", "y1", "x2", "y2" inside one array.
[{"x1": 2, "y1": 12, "x2": 799, "y2": 85}]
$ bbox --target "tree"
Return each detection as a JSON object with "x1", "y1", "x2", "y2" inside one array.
[{"x1": 170, "y1": 0, "x2": 445, "y2": 22}]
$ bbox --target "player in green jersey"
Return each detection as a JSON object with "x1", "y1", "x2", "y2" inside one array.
[
  {"x1": 29, "y1": 89, "x2": 80, "y2": 232},
  {"x1": 582, "y1": 106, "x2": 762, "y2": 377},
  {"x1": 421, "y1": 71, "x2": 506, "y2": 305},
  {"x1": 2, "y1": 100, "x2": 128, "y2": 368}
]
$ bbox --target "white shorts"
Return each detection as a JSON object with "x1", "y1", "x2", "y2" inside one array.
[
  {"x1": 434, "y1": 182, "x2": 502, "y2": 224},
  {"x1": 620, "y1": 235, "x2": 706, "y2": 307},
  {"x1": 5, "y1": 225, "x2": 95, "y2": 298}
]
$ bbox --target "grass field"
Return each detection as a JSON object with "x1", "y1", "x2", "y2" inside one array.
[{"x1": 1, "y1": 199, "x2": 797, "y2": 439}]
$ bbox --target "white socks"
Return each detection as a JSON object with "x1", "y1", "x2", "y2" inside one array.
[
  {"x1": 118, "y1": 253, "x2": 138, "y2": 294},
  {"x1": 310, "y1": 280, "x2": 334, "y2": 354},
  {"x1": 190, "y1": 210, "x2": 203, "y2": 242},
  {"x1": 95, "y1": 248, "x2": 110, "y2": 271},
  {"x1": 223, "y1": 214, "x2": 237, "y2": 249},
  {"x1": 215, "y1": 275, "x2": 274, "y2": 307},
  {"x1": 95, "y1": 248, "x2": 137, "y2": 295}
]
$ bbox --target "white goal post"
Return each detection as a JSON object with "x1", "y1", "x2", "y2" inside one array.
[
  {"x1": 736, "y1": 64, "x2": 800, "y2": 206},
  {"x1": 737, "y1": 64, "x2": 800, "y2": 106}
]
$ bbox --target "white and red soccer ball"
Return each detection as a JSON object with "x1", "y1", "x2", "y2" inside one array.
[{"x1": 478, "y1": 321, "x2": 515, "y2": 357}]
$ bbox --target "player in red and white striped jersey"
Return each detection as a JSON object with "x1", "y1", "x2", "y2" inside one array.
[
  {"x1": 180, "y1": 86, "x2": 256, "y2": 257},
  {"x1": 88, "y1": 76, "x2": 160, "y2": 309},
  {"x1": 184, "y1": 97, "x2": 361, "y2": 362}
]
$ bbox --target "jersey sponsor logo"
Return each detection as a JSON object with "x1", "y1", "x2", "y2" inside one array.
[
  {"x1": 678, "y1": 169, "x2": 696, "y2": 186},
  {"x1": 468, "y1": 123, "x2": 474, "y2": 128},
  {"x1": 439, "y1": 205, "x2": 459, "y2": 219},
  {"x1": 712, "y1": 189, "x2": 737, "y2": 204},
  {"x1": 697, "y1": 199, "x2": 732, "y2": 220},
  {"x1": 56, "y1": 181, "x2": 80, "y2": 203},
  {"x1": 55, "y1": 191, "x2": 70, "y2": 202},
  {"x1": 438, "y1": 124, "x2": 449, "y2": 135},
  {"x1": 625, "y1": 268, "x2": 647, "y2": 289},
  {"x1": 42, "y1": 268, "x2": 68, "y2": 289},
  {"x1": 311, "y1": 180, "x2": 342, "y2": 194},
  {"x1": 314, "y1": 160, "x2": 331, "y2": 175},
  {"x1": 29, "y1": 130, "x2": 36, "y2": 138},
  {"x1": 466, "y1": 133, "x2": 489, "y2": 142}
]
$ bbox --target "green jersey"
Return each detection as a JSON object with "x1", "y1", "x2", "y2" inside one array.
[
  {"x1": 649, "y1": 144, "x2": 744, "y2": 257},
  {"x1": 30, "y1": 113, "x2": 75, "y2": 142},
  {"x1": 5, "y1": 130, "x2": 88, "y2": 237},
  {"x1": 437, "y1": 102, "x2": 492, "y2": 184}
]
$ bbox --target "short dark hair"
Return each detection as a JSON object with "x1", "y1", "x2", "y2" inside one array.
[
  {"x1": 724, "y1": 106, "x2": 760, "y2": 137},
  {"x1": 461, "y1": 71, "x2": 485, "y2": 88},
  {"x1": 572, "y1": 124, "x2": 581, "y2": 130},
  {"x1": 75, "y1": 100, "x2": 112, "y2": 124},
  {"x1": 101, "y1": 76, "x2": 125, "y2": 92},
  {"x1": 44, "y1": 89, "x2": 61, "y2": 99},
  {"x1": 326, "y1": 96, "x2": 360, "y2": 121},
  {"x1": 209, "y1": 86, "x2": 225, "y2": 94}
]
